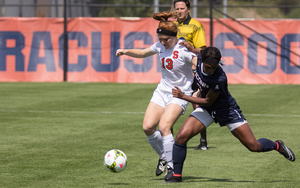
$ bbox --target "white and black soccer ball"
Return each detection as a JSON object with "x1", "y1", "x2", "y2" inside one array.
[{"x1": 104, "y1": 149, "x2": 127, "y2": 173}]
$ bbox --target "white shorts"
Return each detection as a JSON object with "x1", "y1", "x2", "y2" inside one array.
[
  {"x1": 190, "y1": 107, "x2": 247, "y2": 132},
  {"x1": 150, "y1": 88, "x2": 191, "y2": 114}
]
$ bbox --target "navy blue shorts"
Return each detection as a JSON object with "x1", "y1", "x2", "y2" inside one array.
[{"x1": 206, "y1": 107, "x2": 246, "y2": 127}]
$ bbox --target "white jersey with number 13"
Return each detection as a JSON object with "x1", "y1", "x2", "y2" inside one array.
[{"x1": 150, "y1": 39, "x2": 196, "y2": 94}]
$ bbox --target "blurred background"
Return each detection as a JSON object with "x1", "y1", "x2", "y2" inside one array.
[{"x1": 0, "y1": 0, "x2": 299, "y2": 19}]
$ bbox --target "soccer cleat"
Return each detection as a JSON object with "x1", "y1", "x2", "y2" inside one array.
[
  {"x1": 195, "y1": 140, "x2": 208, "y2": 150},
  {"x1": 275, "y1": 140, "x2": 295, "y2": 162},
  {"x1": 164, "y1": 167, "x2": 174, "y2": 181},
  {"x1": 162, "y1": 176, "x2": 183, "y2": 183},
  {"x1": 156, "y1": 158, "x2": 167, "y2": 176}
]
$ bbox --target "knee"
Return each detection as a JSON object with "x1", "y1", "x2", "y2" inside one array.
[
  {"x1": 245, "y1": 141, "x2": 261, "y2": 152},
  {"x1": 158, "y1": 124, "x2": 171, "y2": 136},
  {"x1": 175, "y1": 131, "x2": 189, "y2": 145},
  {"x1": 142, "y1": 122, "x2": 156, "y2": 136}
]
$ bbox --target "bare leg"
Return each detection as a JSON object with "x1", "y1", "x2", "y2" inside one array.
[
  {"x1": 175, "y1": 115, "x2": 206, "y2": 145},
  {"x1": 143, "y1": 102, "x2": 165, "y2": 162},
  {"x1": 143, "y1": 102, "x2": 164, "y2": 136},
  {"x1": 231, "y1": 123, "x2": 261, "y2": 152},
  {"x1": 158, "y1": 103, "x2": 183, "y2": 136}
]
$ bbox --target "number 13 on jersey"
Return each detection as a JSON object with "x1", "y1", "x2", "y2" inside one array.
[{"x1": 161, "y1": 51, "x2": 179, "y2": 70}]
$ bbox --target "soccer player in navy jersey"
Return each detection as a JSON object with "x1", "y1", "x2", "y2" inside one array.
[{"x1": 167, "y1": 46, "x2": 295, "y2": 183}]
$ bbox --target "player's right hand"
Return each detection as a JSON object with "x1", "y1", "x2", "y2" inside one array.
[
  {"x1": 172, "y1": 86, "x2": 184, "y2": 99},
  {"x1": 116, "y1": 49, "x2": 125, "y2": 57},
  {"x1": 179, "y1": 41, "x2": 193, "y2": 52}
]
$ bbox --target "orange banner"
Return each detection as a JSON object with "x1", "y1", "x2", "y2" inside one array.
[{"x1": 0, "y1": 17, "x2": 299, "y2": 84}]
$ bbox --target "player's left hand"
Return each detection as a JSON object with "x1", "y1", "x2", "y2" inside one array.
[{"x1": 172, "y1": 86, "x2": 184, "y2": 98}]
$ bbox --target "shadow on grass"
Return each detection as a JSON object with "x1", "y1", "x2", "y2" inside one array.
[
  {"x1": 153, "y1": 176, "x2": 252, "y2": 183},
  {"x1": 182, "y1": 176, "x2": 290, "y2": 183},
  {"x1": 183, "y1": 176, "x2": 255, "y2": 183},
  {"x1": 107, "y1": 183, "x2": 130, "y2": 185},
  {"x1": 187, "y1": 146, "x2": 217, "y2": 150},
  {"x1": 153, "y1": 176, "x2": 290, "y2": 183}
]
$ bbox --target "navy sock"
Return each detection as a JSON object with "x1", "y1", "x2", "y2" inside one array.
[
  {"x1": 257, "y1": 138, "x2": 277, "y2": 152},
  {"x1": 173, "y1": 142, "x2": 187, "y2": 175}
]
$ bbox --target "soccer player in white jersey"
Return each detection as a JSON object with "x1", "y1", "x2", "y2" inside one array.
[{"x1": 116, "y1": 10, "x2": 197, "y2": 181}]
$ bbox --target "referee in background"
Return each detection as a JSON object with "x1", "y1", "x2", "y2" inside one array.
[{"x1": 173, "y1": 0, "x2": 208, "y2": 150}]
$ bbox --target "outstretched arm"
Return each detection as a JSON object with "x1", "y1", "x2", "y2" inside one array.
[
  {"x1": 179, "y1": 41, "x2": 206, "y2": 54},
  {"x1": 116, "y1": 48, "x2": 156, "y2": 58},
  {"x1": 172, "y1": 86, "x2": 220, "y2": 107}
]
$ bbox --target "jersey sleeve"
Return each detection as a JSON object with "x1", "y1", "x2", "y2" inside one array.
[
  {"x1": 192, "y1": 22, "x2": 206, "y2": 49},
  {"x1": 150, "y1": 41, "x2": 160, "y2": 53},
  {"x1": 181, "y1": 48, "x2": 196, "y2": 65}
]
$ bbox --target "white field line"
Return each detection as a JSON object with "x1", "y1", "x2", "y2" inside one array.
[
  {"x1": 0, "y1": 110, "x2": 145, "y2": 114},
  {"x1": 0, "y1": 110, "x2": 299, "y2": 117}
]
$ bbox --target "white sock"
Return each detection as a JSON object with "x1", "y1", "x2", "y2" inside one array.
[
  {"x1": 146, "y1": 130, "x2": 165, "y2": 159},
  {"x1": 163, "y1": 133, "x2": 174, "y2": 169}
]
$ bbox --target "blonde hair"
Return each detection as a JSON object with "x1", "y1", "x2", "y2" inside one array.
[{"x1": 152, "y1": 11, "x2": 178, "y2": 33}]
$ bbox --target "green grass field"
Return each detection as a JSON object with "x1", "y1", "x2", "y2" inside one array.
[{"x1": 0, "y1": 83, "x2": 299, "y2": 188}]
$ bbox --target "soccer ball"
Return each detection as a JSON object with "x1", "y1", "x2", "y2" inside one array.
[{"x1": 104, "y1": 149, "x2": 127, "y2": 173}]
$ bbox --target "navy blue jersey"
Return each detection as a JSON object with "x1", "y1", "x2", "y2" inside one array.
[{"x1": 193, "y1": 54, "x2": 246, "y2": 126}]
